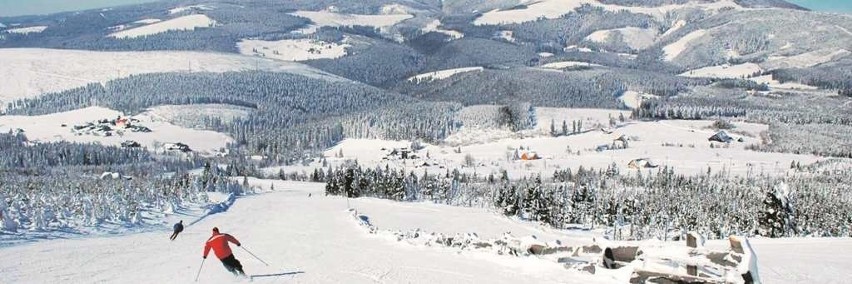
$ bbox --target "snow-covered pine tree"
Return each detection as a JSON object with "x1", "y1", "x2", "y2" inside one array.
[{"x1": 757, "y1": 183, "x2": 797, "y2": 237}]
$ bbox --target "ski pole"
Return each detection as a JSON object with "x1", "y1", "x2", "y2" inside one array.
[
  {"x1": 194, "y1": 258, "x2": 206, "y2": 282},
  {"x1": 241, "y1": 246, "x2": 270, "y2": 266}
]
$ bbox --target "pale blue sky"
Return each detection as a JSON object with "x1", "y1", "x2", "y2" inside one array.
[
  {"x1": 0, "y1": 0, "x2": 850, "y2": 17},
  {"x1": 787, "y1": 0, "x2": 852, "y2": 13},
  {"x1": 0, "y1": 0, "x2": 160, "y2": 17}
]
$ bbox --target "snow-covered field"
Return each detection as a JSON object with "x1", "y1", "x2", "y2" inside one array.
[
  {"x1": 237, "y1": 38, "x2": 350, "y2": 61},
  {"x1": 291, "y1": 10, "x2": 412, "y2": 33},
  {"x1": 663, "y1": 29, "x2": 707, "y2": 61},
  {"x1": 407, "y1": 67, "x2": 484, "y2": 83},
  {"x1": 586, "y1": 27, "x2": 658, "y2": 50},
  {"x1": 0, "y1": 106, "x2": 233, "y2": 154},
  {"x1": 473, "y1": 0, "x2": 742, "y2": 25},
  {"x1": 423, "y1": 20, "x2": 464, "y2": 40},
  {"x1": 3, "y1": 26, "x2": 47, "y2": 34},
  {"x1": 761, "y1": 48, "x2": 850, "y2": 70},
  {"x1": 750, "y1": 75, "x2": 818, "y2": 90},
  {"x1": 134, "y1": 18, "x2": 163, "y2": 24},
  {"x1": 619, "y1": 91, "x2": 658, "y2": 109},
  {"x1": 307, "y1": 108, "x2": 828, "y2": 178},
  {"x1": 1, "y1": 180, "x2": 847, "y2": 283},
  {"x1": 0, "y1": 48, "x2": 343, "y2": 109},
  {"x1": 540, "y1": 61, "x2": 600, "y2": 69},
  {"x1": 109, "y1": 14, "x2": 215, "y2": 39},
  {"x1": 143, "y1": 104, "x2": 254, "y2": 128},
  {"x1": 680, "y1": 63, "x2": 763, "y2": 79},
  {"x1": 169, "y1": 5, "x2": 214, "y2": 14}
]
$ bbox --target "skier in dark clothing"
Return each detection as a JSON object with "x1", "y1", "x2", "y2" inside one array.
[
  {"x1": 203, "y1": 227, "x2": 245, "y2": 276},
  {"x1": 170, "y1": 220, "x2": 184, "y2": 241}
]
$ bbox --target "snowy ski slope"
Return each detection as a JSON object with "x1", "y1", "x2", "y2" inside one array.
[
  {"x1": 0, "y1": 181, "x2": 599, "y2": 283},
  {"x1": 2, "y1": 181, "x2": 849, "y2": 283}
]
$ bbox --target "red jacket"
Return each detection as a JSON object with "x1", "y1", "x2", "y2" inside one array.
[{"x1": 204, "y1": 232, "x2": 241, "y2": 260}]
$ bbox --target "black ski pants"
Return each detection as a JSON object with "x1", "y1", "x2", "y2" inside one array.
[{"x1": 220, "y1": 254, "x2": 245, "y2": 275}]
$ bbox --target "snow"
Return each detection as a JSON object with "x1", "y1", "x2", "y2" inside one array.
[
  {"x1": 237, "y1": 38, "x2": 350, "y2": 61},
  {"x1": 423, "y1": 20, "x2": 464, "y2": 40},
  {"x1": 3, "y1": 26, "x2": 47, "y2": 34},
  {"x1": 0, "y1": 181, "x2": 603, "y2": 283},
  {"x1": 663, "y1": 29, "x2": 707, "y2": 61},
  {"x1": 291, "y1": 10, "x2": 412, "y2": 29},
  {"x1": 380, "y1": 4, "x2": 412, "y2": 15},
  {"x1": 836, "y1": 25, "x2": 852, "y2": 36},
  {"x1": 474, "y1": 0, "x2": 598, "y2": 25},
  {"x1": 474, "y1": 0, "x2": 590, "y2": 25},
  {"x1": 109, "y1": 14, "x2": 215, "y2": 39},
  {"x1": 619, "y1": 91, "x2": 658, "y2": 109},
  {"x1": 661, "y1": 20, "x2": 687, "y2": 38},
  {"x1": 144, "y1": 104, "x2": 253, "y2": 128},
  {"x1": 0, "y1": 48, "x2": 343, "y2": 109},
  {"x1": 597, "y1": 0, "x2": 742, "y2": 20},
  {"x1": 134, "y1": 18, "x2": 162, "y2": 24},
  {"x1": 679, "y1": 63, "x2": 763, "y2": 79},
  {"x1": 3, "y1": 179, "x2": 849, "y2": 283},
  {"x1": 538, "y1": 52, "x2": 554, "y2": 57},
  {"x1": 473, "y1": 0, "x2": 743, "y2": 25},
  {"x1": 761, "y1": 49, "x2": 851, "y2": 70},
  {"x1": 407, "y1": 67, "x2": 484, "y2": 83},
  {"x1": 496, "y1": 30, "x2": 515, "y2": 42},
  {"x1": 750, "y1": 75, "x2": 818, "y2": 90},
  {"x1": 168, "y1": 5, "x2": 213, "y2": 14},
  {"x1": 0, "y1": 106, "x2": 233, "y2": 154},
  {"x1": 704, "y1": 237, "x2": 852, "y2": 284},
  {"x1": 319, "y1": 108, "x2": 828, "y2": 178},
  {"x1": 586, "y1": 27, "x2": 658, "y2": 50},
  {"x1": 540, "y1": 61, "x2": 600, "y2": 69}
]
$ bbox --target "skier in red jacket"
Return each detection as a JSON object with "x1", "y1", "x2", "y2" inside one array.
[{"x1": 203, "y1": 227, "x2": 245, "y2": 276}]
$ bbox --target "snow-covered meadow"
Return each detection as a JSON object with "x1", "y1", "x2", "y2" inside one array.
[
  {"x1": 407, "y1": 67, "x2": 484, "y2": 83},
  {"x1": 290, "y1": 10, "x2": 412, "y2": 34},
  {"x1": 237, "y1": 38, "x2": 350, "y2": 61},
  {"x1": 0, "y1": 48, "x2": 343, "y2": 108},
  {"x1": 109, "y1": 14, "x2": 216, "y2": 39},
  {"x1": 473, "y1": 0, "x2": 743, "y2": 25},
  {"x1": 0, "y1": 106, "x2": 233, "y2": 154},
  {"x1": 3, "y1": 26, "x2": 47, "y2": 35},
  {"x1": 269, "y1": 108, "x2": 828, "y2": 179}
]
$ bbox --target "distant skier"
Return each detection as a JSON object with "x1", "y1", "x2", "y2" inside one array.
[
  {"x1": 203, "y1": 227, "x2": 245, "y2": 276},
  {"x1": 170, "y1": 220, "x2": 184, "y2": 241}
]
